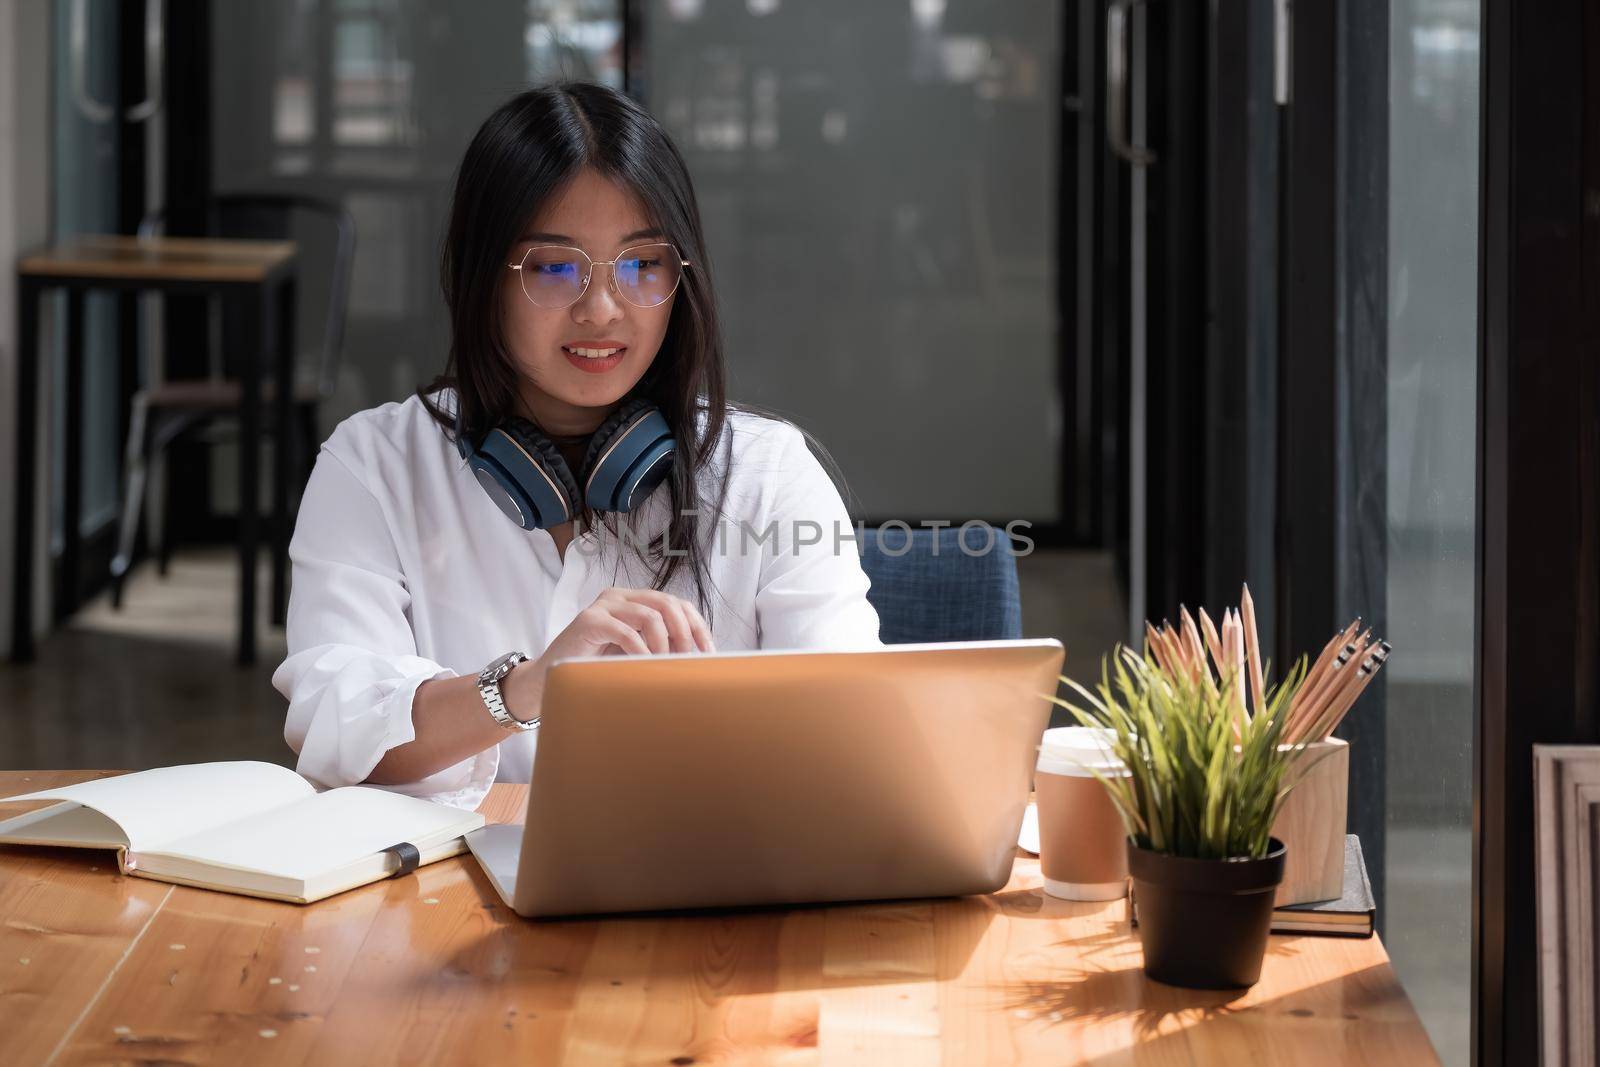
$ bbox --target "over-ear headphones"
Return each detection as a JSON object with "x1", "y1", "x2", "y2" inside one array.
[{"x1": 454, "y1": 392, "x2": 676, "y2": 530}]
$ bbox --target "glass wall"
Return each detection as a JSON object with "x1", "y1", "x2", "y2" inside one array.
[
  {"x1": 51, "y1": 0, "x2": 126, "y2": 545},
  {"x1": 213, "y1": 0, "x2": 625, "y2": 439},
  {"x1": 642, "y1": 0, "x2": 1062, "y2": 522},
  {"x1": 214, "y1": 1, "x2": 1064, "y2": 528},
  {"x1": 1382, "y1": 2, "x2": 1479, "y2": 1063}
]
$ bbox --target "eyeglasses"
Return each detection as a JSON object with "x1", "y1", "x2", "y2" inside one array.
[{"x1": 508, "y1": 241, "x2": 691, "y2": 310}]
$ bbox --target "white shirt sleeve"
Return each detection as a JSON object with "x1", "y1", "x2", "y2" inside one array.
[
  {"x1": 271, "y1": 443, "x2": 497, "y2": 811},
  {"x1": 752, "y1": 424, "x2": 884, "y2": 650}
]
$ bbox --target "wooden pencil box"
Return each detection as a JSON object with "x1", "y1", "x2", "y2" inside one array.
[{"x1": 1271, "y1": 737, "x2": 1350, "y2": 906}]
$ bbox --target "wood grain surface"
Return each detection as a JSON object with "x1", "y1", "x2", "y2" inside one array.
[
  {"x1": 18, "y1": 235, "x2": 296, "y2": 282},
  {"x1": 0, "y1": 771, "x2": 1439, "y2": 1065}
]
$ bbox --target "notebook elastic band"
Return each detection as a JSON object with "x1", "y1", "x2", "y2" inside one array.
[{"x1": 383, "y1": 841, "x2": 421, "y2": 878}]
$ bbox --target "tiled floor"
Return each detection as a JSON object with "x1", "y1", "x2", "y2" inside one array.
[{"x1": 0, "y1": 550, "x2": 292, "y2": 772}]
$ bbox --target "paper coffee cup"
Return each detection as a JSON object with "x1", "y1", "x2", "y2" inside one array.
[{"x1": 1035, "y1": 726, "x2": 1130, "y2": 901}]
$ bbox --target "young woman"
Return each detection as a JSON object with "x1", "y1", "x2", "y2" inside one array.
[{"x1": 273, "y1": 83, "x2": 882, "y2": 811}]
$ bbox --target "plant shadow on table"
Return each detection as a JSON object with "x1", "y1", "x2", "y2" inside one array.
[
  {"x1": 1000, "y1": 965, "x2": 1245, "y2": 1043},
  {"x1": 989, "y1": 887, "x2": 1244, "y2": 1041},
  {"x1": 437, "y1": 861, "x2": 998, "y2": 993},
  {"x1": 998, "y1": 962, "x2": 1421, "y2": 1065},
  {"x1": 985, "y1": 884, "x2": 1333, "y2": 1057}
]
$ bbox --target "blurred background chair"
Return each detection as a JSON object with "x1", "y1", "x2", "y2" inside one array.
[
  {"x1": 860, "y1": 524, "x2": 1022, "y2": 643},
  {"x1": 109, "y1": 193, "x2": 355, "y2": 620}
]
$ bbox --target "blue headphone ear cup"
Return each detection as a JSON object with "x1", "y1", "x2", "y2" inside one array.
[
  {"x1": 472, "y1": 416, "x2": 581, "y2": 529},
  {"x1": 616, "y1": 434, "x2": 676, "y2": 511},
  {"x1": 584, "y1": 402, "x2": 677, "y2": 513}
]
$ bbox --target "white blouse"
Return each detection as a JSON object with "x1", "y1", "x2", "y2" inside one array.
[{"x1": 272, "y1": 389, "x2": 883, "y2": 811}]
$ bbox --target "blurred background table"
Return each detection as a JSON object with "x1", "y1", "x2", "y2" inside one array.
[
  {"x1": 12, "y1": 235, "x2": 297, "y2": 665},
  {"x1": 0, "y1": 772, "x2": 1439, "y2": 1065}
]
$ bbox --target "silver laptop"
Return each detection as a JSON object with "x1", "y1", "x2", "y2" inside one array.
[{"x1": 465, "y1": 638, "x2": 1065, "y2": 918}]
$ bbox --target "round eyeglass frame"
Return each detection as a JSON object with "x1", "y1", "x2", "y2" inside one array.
[{"x1": 508, "y1": 241, "x2": 692, "y2": 310}]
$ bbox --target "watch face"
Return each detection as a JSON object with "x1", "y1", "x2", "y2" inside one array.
[{"x1": 483, "y1": 652, "x2": 520, "y2": 682}]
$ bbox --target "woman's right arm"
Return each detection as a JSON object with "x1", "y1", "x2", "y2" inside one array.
[
  {"x1": 274, "y1": 445, "x2": 715, "y2": 803},
  {"x1": 272, "y1": 444, "x2": 490, "y2": 803},
  {"x1": 370, "y1": 586, "x2": 716, "y2": 785}
]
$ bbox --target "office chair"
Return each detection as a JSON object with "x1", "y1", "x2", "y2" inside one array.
[
  {"x1": 860, "y1": 524, "x2": 1023, "y2": 643},
  {"x1": 109, "y1": 194, "x2": 356, "y2": 621}
]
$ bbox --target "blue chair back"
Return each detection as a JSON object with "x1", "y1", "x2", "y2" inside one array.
[{"x1": 860, "y1": 525, "x2": 1022, "y2": 643}]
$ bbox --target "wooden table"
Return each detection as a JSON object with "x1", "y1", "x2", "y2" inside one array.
[
  {"x1": 0, "y1": 772, "x2": 1439, "y2": 1065},
  {"x1": 12, "y1": 235, "x2": 298, "y2": 665}
]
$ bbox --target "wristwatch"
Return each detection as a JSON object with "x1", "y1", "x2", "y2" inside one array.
[{"x1": 478, "y1": 651, "x2": 538, "y2": 731}]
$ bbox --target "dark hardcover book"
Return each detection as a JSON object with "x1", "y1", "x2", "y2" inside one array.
[
  {"x1": 1270, "y1": 835, "x2": 1375, "y2": 938},
  {"x1": 1127, "y1": 835, "x2": 1376, "y2": 939}
]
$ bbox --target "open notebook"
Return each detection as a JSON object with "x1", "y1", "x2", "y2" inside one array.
[{"x1": 0, "y1": 762, "x2": 484, "y2": 904}]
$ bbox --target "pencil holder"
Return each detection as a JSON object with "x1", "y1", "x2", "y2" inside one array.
[{"x1": 1269, "y1": 737, "x2": 1349, "y2": 906}]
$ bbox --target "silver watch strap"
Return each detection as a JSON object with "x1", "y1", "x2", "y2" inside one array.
[{"x1": 479, "y1": 653, "x2": 538, "y2": 732}]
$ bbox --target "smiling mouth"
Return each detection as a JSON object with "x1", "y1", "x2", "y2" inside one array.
[{"x1": 562, "y1": 345, "x2": 627, "y2": 359}]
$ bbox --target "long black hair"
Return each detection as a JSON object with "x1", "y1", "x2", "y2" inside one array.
[{"x1": 419, "y1": 82, "x2": 850, "y2": 626}]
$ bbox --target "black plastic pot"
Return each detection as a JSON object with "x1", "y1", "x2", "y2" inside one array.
[{"x1": 1127, "y1": 837, "x2": 1287, "y2": 990}]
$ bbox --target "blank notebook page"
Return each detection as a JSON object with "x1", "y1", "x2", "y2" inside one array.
[
  {"x1": 143, "y1": 786, "x2": 478, "y2": 880},
  {"x1": 1, "y1": 762, "x2": 313, "y2": 851}
]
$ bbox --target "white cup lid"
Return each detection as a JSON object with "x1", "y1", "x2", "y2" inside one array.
[{"x1": 1037, "y1": 725, "x2": 1127, "y2": 776}]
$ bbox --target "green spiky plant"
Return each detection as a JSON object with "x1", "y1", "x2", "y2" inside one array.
[{"x1": 1052, "y1": 645, "x2": 1318, "y2": 861}]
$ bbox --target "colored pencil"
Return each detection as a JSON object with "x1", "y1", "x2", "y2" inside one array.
[
  {"x1": 1199, "y1": 607, "x2": 1224, "y2": 680},
  {"x1": 1240, "y1": 584, "x2": 1267, "y2": 718}
]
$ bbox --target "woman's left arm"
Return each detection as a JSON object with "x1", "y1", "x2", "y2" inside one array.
[{"x1": 751, "y1": 424, "x2": 883, "y2": 650}]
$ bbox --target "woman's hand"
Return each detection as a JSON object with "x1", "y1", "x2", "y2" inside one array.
[
  {"x1": 501, "y1": 588, "x2": 716, "y2": 722},
  {"x1": 551, "y1": 586, "x2": 717, "y2": 659}
]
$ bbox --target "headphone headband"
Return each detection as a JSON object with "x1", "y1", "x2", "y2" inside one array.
[{"x1": 455, "y1": 389, "x2": 676, "y2": 531}]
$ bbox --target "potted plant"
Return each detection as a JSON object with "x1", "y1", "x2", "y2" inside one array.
[{"x1": 1053, "y1": 611, "x2": 1315, "y2": 990}]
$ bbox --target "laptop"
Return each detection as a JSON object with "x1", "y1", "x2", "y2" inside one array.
[{"x1": 465, "y1": 638, "x2": 1065, "y2": 918}]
